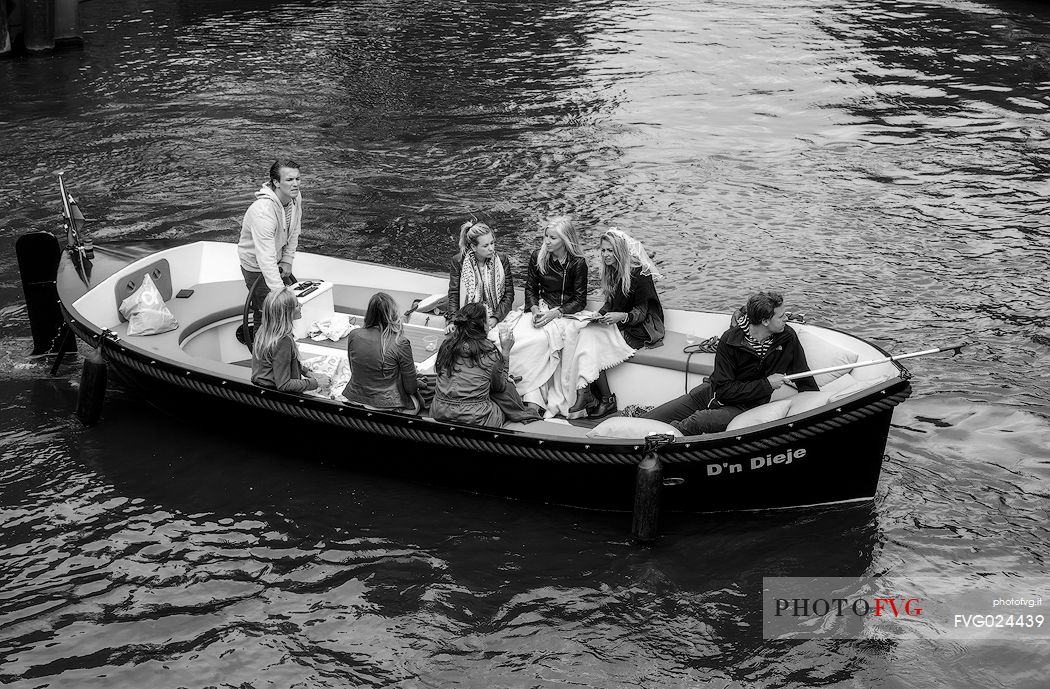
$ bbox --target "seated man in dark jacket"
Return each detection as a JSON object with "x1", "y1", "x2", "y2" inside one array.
[{"x1": 644, "y1": 291, "x2": 818, "y2": 435}]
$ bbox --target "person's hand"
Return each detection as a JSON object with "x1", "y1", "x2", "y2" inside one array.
[
  {"x1": 598, "y1": 311, "x2": 627, "y2": 326},
  {"x1": 312, "y1": 373, "x2": 332, "y2": 389},
  {"x1": 532, "y1": 308, "x2": 559, "y2": 328},
  {"x1": 487, "y1": 316, "x2": 498, "y2": 331},
  {"x1": 767, "y1": 373, "x2": 786, "y2": 389},
  {"x1": 278, "y1": 262, "x2": 292, "y2": 278},
  {"x1": 498, "y1": 326, "x2": 515, "y2": 352},
  {"x1": 444, "y1": 323, "x2": 455, "y2": 335}
]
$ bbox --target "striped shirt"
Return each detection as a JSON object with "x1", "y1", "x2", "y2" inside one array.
[
  {"x1": 283, "y1": 202, "x2": 293, "y2": 229},
  {"x1": 736, "y1": 311, "x2": 774, "y2": 356},
  {"x1": 744, "y1": 332, "x2": 774, "y2": 358}
]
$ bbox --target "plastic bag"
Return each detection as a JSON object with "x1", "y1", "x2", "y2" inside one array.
[
  {"x1": 119, "y1": 274, "x2": 179, "y2": 336},
  {"x1": 306, "y1": 314, "x2": 356, "y2": 341}
]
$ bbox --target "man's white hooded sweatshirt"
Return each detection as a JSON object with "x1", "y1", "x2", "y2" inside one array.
[{"x1": 238, "y1": 184, "x2": 302, "y2": 293}]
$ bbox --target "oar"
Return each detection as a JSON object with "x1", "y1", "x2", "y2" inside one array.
[{"x1": 784, "y1": 342, "x2": 967, "y2": 382}]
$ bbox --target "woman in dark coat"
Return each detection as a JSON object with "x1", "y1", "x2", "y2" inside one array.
[{"x1": 567, "y1": 228, "x2": 665, "y2": 418}]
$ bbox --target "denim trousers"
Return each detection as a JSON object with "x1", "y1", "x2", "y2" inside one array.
[{"x1": 643, "y1": 381, "x2": 744, "y2": 435}]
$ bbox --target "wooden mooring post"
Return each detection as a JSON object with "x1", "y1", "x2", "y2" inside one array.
[
  {"x1": 1, "y1": 0, "x2": 13, "y2": 56},
  {"x1": 53, "y1": 0, "x2": 79, "y2": 46},
  {"x1": 1, "y1": 0, "x2": 81, "y2": 56},
  {"x1": 22, "y1": 0, "x2": 53, "y2": 52}
]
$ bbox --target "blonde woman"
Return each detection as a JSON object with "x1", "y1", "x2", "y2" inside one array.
[
  {"x1": 251, "y1": 288, "x2": 331, "y2": 393},
  {"x1": 508, "y1": 216, "x2": 635, "y2": 418},
  {"x1": 342, "y1": 292, "x2": 419, "y2": 412},
  {"x1": 524, "y1": 215, "x2": 589, "y2": 326},
  {"x1": 447, "y1": 220, "x2": 515, "y2": 331},
  {"x1": 566, "y1": 229, "x2": 664, "y2": 418}
]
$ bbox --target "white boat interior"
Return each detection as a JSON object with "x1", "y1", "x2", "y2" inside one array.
[{"x1": 73, "y1": 242, "x2": 901, "y2": 438}]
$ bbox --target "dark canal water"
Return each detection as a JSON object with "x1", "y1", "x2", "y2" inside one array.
[{"x1": 2, "y1": 0, "x2": 1049, "y2": 686}]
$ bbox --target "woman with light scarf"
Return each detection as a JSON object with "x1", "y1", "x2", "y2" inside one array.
[{"x1": 447, "y1": 220, "x2": 515, "y2": 332}]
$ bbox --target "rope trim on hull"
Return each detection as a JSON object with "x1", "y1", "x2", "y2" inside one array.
[{"x1": 96, "y1": 334, "x2": 912, "y2": 467}]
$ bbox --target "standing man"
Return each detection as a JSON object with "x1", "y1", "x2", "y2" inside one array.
[
  {"x1": 644, "y1": 291, "x2": 819, "y2": 435},
  {"x1": 239, "y1": 159, "x2": 303, "y2": 329}
]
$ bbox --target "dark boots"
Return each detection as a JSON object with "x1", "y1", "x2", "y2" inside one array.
[
  {"x1": 588, "y1": 393, "x2": 617, "y2": 419},
  {"x1": 568, "y1": 386, "x2": 618, "y2": 418},
  {"x1": 568, "y1": 386, "x2": 596, "y2": 414}
]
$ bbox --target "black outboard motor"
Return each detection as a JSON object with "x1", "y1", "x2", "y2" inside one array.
[
  {"x1": 17, "y1": 174, "x2": 108, "y2": 425},
  {"x1": 15, "y1": 231, "x2": 72, "y2": 358},
  {"x1": 16, "y1": 174, "x2": 88, "y2": 363}
]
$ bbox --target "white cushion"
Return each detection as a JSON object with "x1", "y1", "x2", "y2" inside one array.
[
  {"x1": 797, "y1": 330, "x2": 860, "y2": 387},
  {"x1": 828, "y1": 381, "x2": 874, "y2": 403},
  {"x1": 586, "y1": 417, "x2": 683, "y2": 440},
  {"x1": 770, "y1": 383, "x2": 801, "y2": 402},
  {"x1": 725, "y1": 399, "x2": 793, "y2": 431},
  {"x1": 851, "y1": 362, "x2": 896, "y2": 381},
  {"x1": 820, "y1": 372, "x2": 859, "y2": 395},
  {"x1": 788, "y1": 390, "x2": 833, "y2": 415}
]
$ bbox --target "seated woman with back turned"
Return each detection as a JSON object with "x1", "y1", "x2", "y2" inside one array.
[
  {"x1": 341, "y1": 292, "x2": 419, "y2": 412},
  {"x1": 568, "y1": 228, "x2": 665, "y2": 418},
  {"x1": 430, "y1": 303, "x2": 515, "y2": 427},
  {"x1": 252, "y1": 287, "x2": 331, "y2": 393},
  {"x1": 447, "y1": 219, "x2": 514, "y2": 332}
]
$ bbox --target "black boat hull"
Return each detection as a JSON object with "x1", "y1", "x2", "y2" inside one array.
[{"x1": 90, "y1": 336, "x2": 905, "y2": 513}]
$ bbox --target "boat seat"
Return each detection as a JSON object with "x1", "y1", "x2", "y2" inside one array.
[
  {"x1": 304, "y1": 321, "x2": 717, "y2": 376},
  {"x1": 332, "y1": 285, "x2": 525, "y2": 326},
  {"x1": 332, "y1": 285, "x2": 434, "y2": 317},
  {"x1": 109, "y1": 280, "x2": 251, "y2": 381},
  {"x1": 629, "y1": 330, "x2": 716, "y2": 376}
]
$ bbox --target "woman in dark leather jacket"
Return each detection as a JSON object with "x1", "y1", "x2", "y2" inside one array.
[
  {"x1": 523, "y1": 231, "x2": 588, "y2": 324},
  {"x1": 505, "y1": 217, "x2": 590, "y2": 416}
]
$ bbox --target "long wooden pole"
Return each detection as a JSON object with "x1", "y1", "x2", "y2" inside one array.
[{"x1": 784, "y1": 342, "x2": 967, "y2": 382}]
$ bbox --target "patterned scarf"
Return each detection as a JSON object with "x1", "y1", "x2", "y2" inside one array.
[{"x1": 459, "y1": 250, "x2": 505, "y2": 317}]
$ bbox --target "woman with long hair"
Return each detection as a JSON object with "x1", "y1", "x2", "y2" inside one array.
[
  {"x1": 508, "y1": 216, "x2": 634, "y2": 418},
  {"x1": 566, "y1": 228, "x2": 665, "y2": 418},
  {"x1": 505, "y1": 216, "x2": 588, "y2": 414},
  {"x1": 251, "y1": 287, "x2": 331, "y2": 393},
  {"x1": 430, "y1": 303, "x2": 516, "y2": 427},
  {"x1": 526, "y1": 215, "x2": 588, "y2": 325},
  {"x1": 341, "y1": 292, "x2": 419, "y2": 412},
  {"x1": 447, "y1": 219, "x2": 515, "y2": 332}
]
